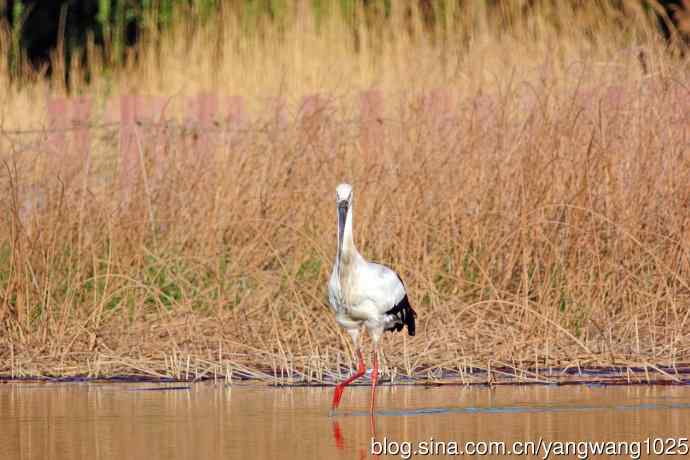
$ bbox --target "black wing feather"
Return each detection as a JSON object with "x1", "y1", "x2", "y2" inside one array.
[{"x1": 384, "y1": 274, "x2": 417, "y2": 336}]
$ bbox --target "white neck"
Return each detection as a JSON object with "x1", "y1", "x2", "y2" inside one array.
[{"x1": 337, "y1": 205, "x2": 358, "y2": 277}]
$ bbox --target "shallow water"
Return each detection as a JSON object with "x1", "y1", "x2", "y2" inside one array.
[{"x1": 1, "y1": 383, "x2": 689, "y2": 459}]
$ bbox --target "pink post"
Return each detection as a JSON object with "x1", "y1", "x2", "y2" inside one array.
[
  {"x1": 148, "y1": 96, "x2": 168, "y2": 188},
  {"x1": 360, "y1": 89, "x2": 384, "y2": 159},
  {"x1": 119, "y1": 95, "x2": 139, "y2": 201},
  {"x1": 226, "y1": 95, "x2": 246, "y2": 148},
  {"x1": 226, "y1": 96, "x2": 245, "y2": 124},
  {"x1": 471, "y1": 93, "x2": 496, "y2": 128},
  {"x1": 196, "y1": 92, "x2": 218, "y2": 158},
  {"x1": 195, "y1": 93, "x2": 218, "y2": 186},
  {"x1": 603, "y1": 85, "x2": 625, "y2": 112},
  {"x1": 268, "y1": 97, "x2": 288, "y2": 142},
  {"x1": 426, "y1": 88, "x2": 453, "y2": 131},
  {"x1": 46, "y1": 97, "x2": 68, "y2": 167},
  {"x1": 300, "y1": 93, "x2": 324, "y2": 136},
  {"x1": 72, "y1": 97, "x2": 92, "y2": 179}
]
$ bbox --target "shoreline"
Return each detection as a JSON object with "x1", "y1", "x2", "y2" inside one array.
[{"x1": 3, "y1": 364, "x2": 690, "y2": 386}]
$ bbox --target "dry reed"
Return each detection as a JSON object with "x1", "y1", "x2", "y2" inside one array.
[{"x1": 1, "y1": 1, "x2": 689, "y2": 384}]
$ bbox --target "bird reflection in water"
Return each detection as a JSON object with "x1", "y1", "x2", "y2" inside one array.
[{"x1": 331, "y1": 413, "x2": 380, "y2": 458}]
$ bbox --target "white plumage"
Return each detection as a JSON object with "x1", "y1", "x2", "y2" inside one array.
[
  {"x1": 328, "y1": 260, "x2": 408, "y2": 338},
  {"x1": 328, "y1": 183, "x2": 416, "y2": 414}
]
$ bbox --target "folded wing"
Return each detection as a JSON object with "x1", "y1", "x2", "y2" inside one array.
[{"x1": 361, "y1": 263, "x2": 417, "y2": 336}]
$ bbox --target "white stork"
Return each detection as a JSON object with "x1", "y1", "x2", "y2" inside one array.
[{"x1": 328, "y1": 183, "x2": 416, "y2": 414}]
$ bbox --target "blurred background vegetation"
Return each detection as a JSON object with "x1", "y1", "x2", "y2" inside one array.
[{"x1": 0, "y1": 0, "x2": 688, "y2": 82}]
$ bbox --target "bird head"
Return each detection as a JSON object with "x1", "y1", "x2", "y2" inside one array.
[
  {"x1": 335, "y1": 183, "x2": 353, "y2": 207},
  {"x1": 335, "y1": 183, "x2": 353, "y2": 252}
]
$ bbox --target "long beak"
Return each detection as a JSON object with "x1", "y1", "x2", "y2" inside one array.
[{"x1": 337, "y1": 201, "x2": 348, "y2": 256}]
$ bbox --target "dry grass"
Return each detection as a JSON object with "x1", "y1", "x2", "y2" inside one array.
[{"x1": 1, "y1": 1, "x2": 689, "y2": 384}]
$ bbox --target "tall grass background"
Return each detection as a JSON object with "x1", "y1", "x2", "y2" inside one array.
[{"x1": 1, "y1": 1, "x2": 689, "y2": 382}]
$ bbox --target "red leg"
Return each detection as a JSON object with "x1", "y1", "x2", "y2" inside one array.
[
  {"x1": 369, "y1": 351, "x2": 379, "y2": 414},
  {"x1": 370, "y1": 412, "x2": 378, "y2": 442},
  {"x1": 331, "y1": 350, "x2": 366, "y2": 412}
]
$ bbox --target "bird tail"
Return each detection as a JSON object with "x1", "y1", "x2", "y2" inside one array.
[{"x1": 385, "y1": 295, "x2": 417, "y2": 336}]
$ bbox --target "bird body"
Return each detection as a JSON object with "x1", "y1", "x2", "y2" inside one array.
[
  {"x1": 328, "y1": 260, "x2": 410, "y2": 333},
  {"x1": 327, "y1": 183, "x2": 416, "y2": 414}
]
